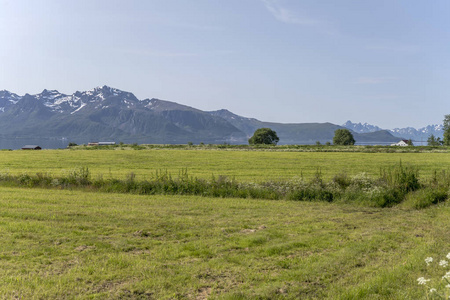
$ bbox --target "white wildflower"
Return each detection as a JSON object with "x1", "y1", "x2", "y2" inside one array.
[
  {"x1": 447, "y1": 253, "x2": 450, "y2": 260},
  {"x1": 440, "y1": 260, "x2": 449, "y2": 267},
  {"x1": 443, "y1": 271, "x2": 450, "y2": 280},
  {"x1": 418, "y1": 277, "x2": 430, "y2": 285},
  {"x1": 430, "y1": 288, "x2": 437, "y2": 293},
  {"x1": 446, "y1": 284, "x2": 450, "y2": 289},
  {"x1": 425, "y1": 257, "x2": 434, "y2": 265}
]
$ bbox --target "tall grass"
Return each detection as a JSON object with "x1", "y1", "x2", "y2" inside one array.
[{"x1": 1, "y1": 163, "x2": 448, "y2": 208}]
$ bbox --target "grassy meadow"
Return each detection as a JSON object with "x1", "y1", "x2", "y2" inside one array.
[
  {"x1": 1, "y1": 187, "x2": 449, "y2": 299},
  {"x1": 1, "y1": 147, "x2": 450, "y2": 298},
  {"x1": 2, "y1": 147, "x2": 450, "y2": 181}
]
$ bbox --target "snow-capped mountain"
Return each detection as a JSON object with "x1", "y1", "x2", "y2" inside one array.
[
  {"x1": 0, "y1": 85, "x2": 201, "y2": 117},
  {"x1": 390, "y1": 124, "x2": 444, "y2": 141},
  {"x1": 0, "y1": 85, "x2": 246, "y2": 145},
  {"x1": 12, "y1": 86, "x2": 141, "y2": 114},
  {"x1": 343, "y1": 121, "x2": 444, "y2": 141},
  {"x1": 0, "y1": 90, "x2": 21, "y2": 112},
  {"x1": 342, "y1": 121, "x2": 383, "y2": 133}
]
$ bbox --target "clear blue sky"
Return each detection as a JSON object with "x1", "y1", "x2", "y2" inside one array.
[{"x1": 1, "y1": 0, "x2": 449, "y2": 129}]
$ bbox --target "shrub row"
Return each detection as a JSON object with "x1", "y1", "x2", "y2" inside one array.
[
  {"x1": 69, "y1": 143, "x2": 450, "y2": 153},
  {"x1": 0, "y1": 165, "x2": 449, "y2": 209}
]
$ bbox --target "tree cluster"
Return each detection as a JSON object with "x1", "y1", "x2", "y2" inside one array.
[
  {"x1": 248, "y1": 128, "x2": 279, "y2": 145},
  {"x1": 426, "y1": 115, "x2": 450, "y2": 146},
  {"x1": 333, "y1": 129, "x2": 355, "y2": 145},
  {"x1": 444, "y1": 115, "x2": 450, "y2": 146},
  {"x1": 427, "y1": 134, "x2": 442, "y2": 146}
]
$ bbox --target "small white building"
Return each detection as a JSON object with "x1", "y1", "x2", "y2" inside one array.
[{"x1": 391, "y1": 140, "x2": 409, "y2": 147}]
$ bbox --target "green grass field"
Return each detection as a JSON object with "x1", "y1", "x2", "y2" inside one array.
[
  {"x1": 2, "y1": 148, "x2": 450, "y2": 181},
  {"x1": 1, "y1": 187, "x2": 449, "y2": 299},
  {"x1": 1, "y1": 148, "x2": 450, "y2": 298}
]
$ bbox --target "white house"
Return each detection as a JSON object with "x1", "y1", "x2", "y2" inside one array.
[{"x1": 391, "y1": 140, "x2": 409, "y2": 146}]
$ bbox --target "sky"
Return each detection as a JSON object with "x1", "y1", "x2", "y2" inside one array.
[{"x1": 1, "y1": 0, "x2": 449, "y2": 129}]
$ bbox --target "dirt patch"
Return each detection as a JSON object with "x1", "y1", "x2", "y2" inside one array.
[
  {"x1": 133, "y1": 230, "x2": 151, "y2": 237},
  {"x1": 240, "y1": 225, "x2": 267, "y2": 234},
  {"x1": 196, "y1": 287, "x2": 212, "y2": 300}
]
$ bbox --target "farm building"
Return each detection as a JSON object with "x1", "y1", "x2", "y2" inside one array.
[
  {"x1": 391, "y1": 140, "x2": 409, "y2": 147},
  {"x1": 21, "y1": 145, "x2": 42, "y2": 150}
]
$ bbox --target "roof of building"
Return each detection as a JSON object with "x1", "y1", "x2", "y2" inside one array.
[{"x1": 22, "y1": 145, "x2": 41, "y2": 149}]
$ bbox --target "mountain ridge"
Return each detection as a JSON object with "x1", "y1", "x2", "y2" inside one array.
[
  {"x1": 342, "y1": 120, "x2": 443, "y2": 141},
  {"x1": 0, "y1": 86, "x2": 402, "y2": 148}
]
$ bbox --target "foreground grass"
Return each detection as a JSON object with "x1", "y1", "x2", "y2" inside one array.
[
  {"x1": 0, "y1": 187, "x2": 448, "y2": 299},
  {"x1": 2, "y1": 149, "x2": 450, "y2": 181}
]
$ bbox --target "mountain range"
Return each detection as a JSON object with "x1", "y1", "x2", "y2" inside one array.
[
  {"x1": 0, "y1": 86, "x2": 410, "y2": 148},
  {"x1": 342, "y1": 121, "x2": 443, "y2": 141}
]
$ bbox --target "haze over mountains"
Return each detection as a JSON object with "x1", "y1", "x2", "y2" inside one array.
[{"x1": 0, "y1": 86, "x2": 431, "y2": 149}]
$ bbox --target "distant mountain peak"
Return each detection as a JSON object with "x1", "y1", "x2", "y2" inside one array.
[
  {"x1": 91, "y1": 85, "x2": 124, "y2": 94},
  {"x1": 35, "y1": 89, "x2": 64, "y2": 100},
  {"x1": 343, "y1": 120, "x2": 444, "y2": 140},
  {"x1": 0, "y1": 90, "x2": 20, "y2": 99},
  {"x1": 341, "y1": 120, "x2": 383, "y2": 133},
  {"x1": 209, "y1": 109, "x2": 259, "y2": 122}
]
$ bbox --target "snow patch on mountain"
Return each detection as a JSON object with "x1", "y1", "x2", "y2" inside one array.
[
  {"x1": 71, "y1": 103, "x2": 86, "y2": 114},
  {"x1": 0, "y1": 85, "x2": 141, "y2": 115}
]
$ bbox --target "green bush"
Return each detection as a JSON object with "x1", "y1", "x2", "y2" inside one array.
[
  {"x1": 370, "y1": 187, "x2": 404, "y2": 208},
  {"x1": 403, "y1": 188, "x2": 448, "y2": 209},
  {"x1": 333, "y1": 173, "x2": 351, "y2": 189},
  {"x1": 380, "y1": 164, "x2": 420, "y2": 193},
  {"x1": 288, "y1": 186, "x2": 334, "y2": 202}
]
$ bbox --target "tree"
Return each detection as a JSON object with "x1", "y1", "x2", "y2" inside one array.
[
  {"x1": 427, "y1": 134, "x2": 442, "y2": 146},
  {"x1": 444, "y1": 115, "x2": 450, "y2": 146},
  {"x1": 333, "y1": 129, "x2": 355, "y2": 145},
  {"x1": 248, "y1": 128, "x2": 279, "y2": 145}
]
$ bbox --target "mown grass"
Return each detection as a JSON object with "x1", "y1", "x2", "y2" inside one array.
[
  {"x1": 2, "y1": 148, "x2": 450, "y2": 181},
  {"x1": 0, "y1": 186, "x2": 449, "y2": 299},
  {"x1": 1, "y1": 147, "x2": 450, "y2": 298}
]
